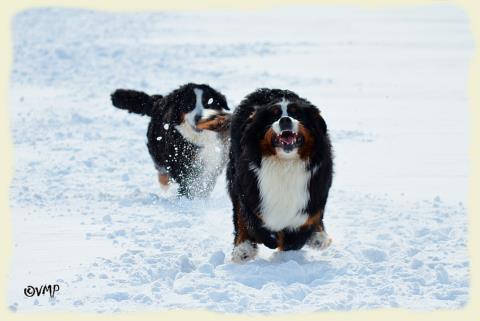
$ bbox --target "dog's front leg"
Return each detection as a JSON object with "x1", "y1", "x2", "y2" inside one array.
[
  {"x1": 232, "y1": 204, "x2": 258, "y2": 263},
  {"x1": 304, "y1": 211, "x2": 332, "y2": 250}
]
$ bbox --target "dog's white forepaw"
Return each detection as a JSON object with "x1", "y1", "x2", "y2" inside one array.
[
  {"x1": 232, "y1": 241, "x2": 258, "y2": 263},
  {"x1": 307, "y1": 231, "x2": 332, "y2": 250}
]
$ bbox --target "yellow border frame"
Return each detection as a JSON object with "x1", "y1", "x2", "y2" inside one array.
[{"x1": 1, "y1": 0, "x2": 478, "y2": 320}]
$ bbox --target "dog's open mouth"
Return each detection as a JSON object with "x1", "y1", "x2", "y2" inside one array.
[{"x1": 272, "y1": 130, "x2": 303, "y2": 152}]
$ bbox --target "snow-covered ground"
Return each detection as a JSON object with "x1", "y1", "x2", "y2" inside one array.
[{"x1": 7, "y1": 5, "x2": 473, "y2": 313}]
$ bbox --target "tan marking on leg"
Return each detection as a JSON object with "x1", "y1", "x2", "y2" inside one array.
[
  {"x1": 234, "y1": 203, "x2": 249, "y2": 246},
  {"x1": 304, "y1": 210, "x2": 332, "y2": 250},
  {"x1": 158, "y1": 173, "x2": 170, "y2": 188},
  {"x1": 276, "y1": 231, "x2": 285, "y2": 251},
  {"x1": 301, "y1": 210, "x2": 323, "y2": 231},
  {"x1": 313, "y1": 223, "x2": 324, "y2": 232}
]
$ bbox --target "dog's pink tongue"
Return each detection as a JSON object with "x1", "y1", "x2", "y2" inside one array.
[{"x1": 280, "y1": 133, "x2": 296, "y2": 145}]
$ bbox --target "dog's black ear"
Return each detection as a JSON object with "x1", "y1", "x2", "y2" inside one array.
[
  {"x1": 309, "y1": 106, "x2": 327, "y2": 135},
  {"x1": 215, "y1": 91, "x2": 230, "y2": 111},
  {"x1": 221, "y1": 94, "x2": 230, "y2": 111},
  {"x1": 160, "y1": 89, "x2": 187, "y2": 125},
  {"x1": 241, "y1": 106, "x2": 273, "y2": 148}
]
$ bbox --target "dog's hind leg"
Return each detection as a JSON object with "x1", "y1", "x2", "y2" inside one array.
[{"x1": 158, "y1": 173, "x2": 170, "y2": 191}]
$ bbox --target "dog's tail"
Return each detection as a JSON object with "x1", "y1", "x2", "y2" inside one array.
[{"x1": 111, "y1": 89, "x2": 163, "y2": 117}]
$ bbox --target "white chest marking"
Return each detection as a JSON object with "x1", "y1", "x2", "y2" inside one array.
[
  {"x1": 252, "y1": 156, "x2": 311, "y2": 231},
  {"x1": 174, "y1": 122, "x2": 224, "y2": 173}
]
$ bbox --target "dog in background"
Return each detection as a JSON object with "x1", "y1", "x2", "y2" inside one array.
[
  {"x1": 111, "y1": 83, "x2": 231, "y2": 199},
  {"x1": 227, "y1": 88, "x2": 333, "y2": 262}
]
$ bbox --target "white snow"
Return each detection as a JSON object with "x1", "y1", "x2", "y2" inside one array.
[{"x1": 7, "y1": 5, "x2": 472, "y2": 314}]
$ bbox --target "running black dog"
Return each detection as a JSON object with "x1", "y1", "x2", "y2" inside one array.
[
  {"x1": 111, "y1": 83, "x2": 231, "y2": 198},
  {"x1": 227, "y1": 89, "x2": 333, "y2": 262}
]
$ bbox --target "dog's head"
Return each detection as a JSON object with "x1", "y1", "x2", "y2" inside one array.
[
  {"x1": 244, "y1": 90, "x2": 328, "y2": 161},
  {"x1": 163, "y1": 83, "x2": 230, "y2": 132}
]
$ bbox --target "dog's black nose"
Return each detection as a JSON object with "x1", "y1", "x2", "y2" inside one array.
[
  {"x1": 194, "y1": 114, "x2": 202, "y2": 123},
  {"x1": 279, "y1": 116, "x2": 292, "y2": 130}
]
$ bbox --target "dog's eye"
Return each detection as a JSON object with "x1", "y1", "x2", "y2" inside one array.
[
  {"x1": 288, "y1": 105, "x2": 297, "y2": 114},
  {"x1": 207, "y1": 98, "x2": 214, "y2": 105},
  {"x1": 273, "y1": 107, "x2": 281, "y2": 116}
]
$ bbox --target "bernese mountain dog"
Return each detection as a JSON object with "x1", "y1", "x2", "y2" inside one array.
[
  {"x1": 111, "y1": 83, "x2": 231, "y2": 199},
  {"x1": 227, "y1": 88, "x2": 333, "y2": 262}
]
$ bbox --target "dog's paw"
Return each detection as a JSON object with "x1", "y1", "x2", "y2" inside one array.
[
  {"x1": 307, "y1": 231, "x2": 332, "y2": 250},
  {"x1": 232, "y1": 241, "x2": 258, "y2": 263}
]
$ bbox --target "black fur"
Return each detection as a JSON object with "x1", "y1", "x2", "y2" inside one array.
[
  {"x1": 227, "y1": 88, "x2": 333, "y2": 253},
  {"x1": 111, "y1": 83, "x2": 230, "y2": 198}
]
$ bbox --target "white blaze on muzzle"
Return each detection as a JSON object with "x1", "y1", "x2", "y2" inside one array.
[
  {"x1": 271, "y1": 98, "x2": 299, "y2": 134},
  {"x1": 185, "y1": 88, "x2": 205, "y2": 127}
]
